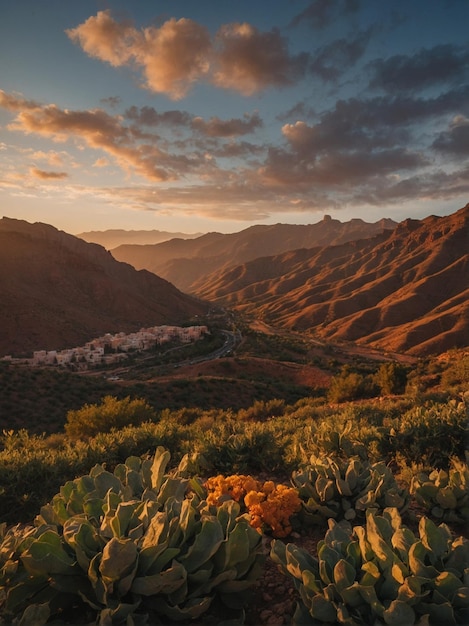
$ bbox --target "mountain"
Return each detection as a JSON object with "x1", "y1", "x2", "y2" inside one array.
[
  {"x1": 77, "y1": 229, "x2": 202, "y2": 250},
  {"x1": 0, "y1": 218, "x2": 208, "y2": 357},
  {"x1": 111, "y1": 216, "x2": 397, "y2": 292},
  {"x1": 193, "y1": 205, "x2": 469, "y2": 356}
]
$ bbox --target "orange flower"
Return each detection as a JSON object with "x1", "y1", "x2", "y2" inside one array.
[{"x1": 244, "y1": 490, "x2": 264, "y2": 507}]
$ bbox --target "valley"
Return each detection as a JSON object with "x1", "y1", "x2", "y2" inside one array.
[{"x1": 0, "y1": 208, "x2": 468, "y2": 626}]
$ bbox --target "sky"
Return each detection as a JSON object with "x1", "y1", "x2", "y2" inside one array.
[{"x1": 0, "y1": 0, "x2": 468, "y2": 235}]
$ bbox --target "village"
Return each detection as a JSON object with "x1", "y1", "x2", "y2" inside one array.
[{"x1": 1, "y1": 325, "x2": 209, "y2": 370}]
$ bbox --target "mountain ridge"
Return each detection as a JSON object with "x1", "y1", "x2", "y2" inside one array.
[
  {"x1": 192, "y1": 205, "x2": 469, "y2": 356},
  {"x1": 77, "y1": 228, "x2": 203, "y2": 250},
  {"x1": 111, "y1": 215, "x2": 397, "y2": 292},
  {"x1": 0, "y1": 217, "x2": 207, "y2": 356}
]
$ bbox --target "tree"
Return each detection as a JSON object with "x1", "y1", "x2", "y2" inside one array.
[{"x1": 65, "y1": 395, "x2": 157, "y2": 438}]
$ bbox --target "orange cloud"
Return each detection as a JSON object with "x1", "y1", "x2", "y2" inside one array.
[
  {"x1": 93, "y1": 157, "x2": 110, "y2": 167},
  {"x1": 66, "y1": 10, "x2": 139, "y2": 66},
  {"x1": 31, "y1": 150, "x2": 66, "y2": 167},
  {"x1": 67, "y1": 12, "x2": 211, "y2": 100},
  {"x1": 2, "y1": 92, "x2": 174, "y2": 181},
  {"x1": 66, "y1": 11, "x2": 306, "y2": 99},
  {"x1": 30, "y1": 168, "x2": 68, "y2": 180},
  {"x1": 138, "y1": 18, "x2": 211, "y2": 99}
]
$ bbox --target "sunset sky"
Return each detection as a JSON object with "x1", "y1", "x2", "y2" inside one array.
[{"x1": 1, "y1": 0, "x2": 468, "y2": 235}]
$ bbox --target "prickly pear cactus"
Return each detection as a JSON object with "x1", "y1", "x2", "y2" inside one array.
[{"x1": 271, "y1": 507, "x2": 469, "y2": 625}]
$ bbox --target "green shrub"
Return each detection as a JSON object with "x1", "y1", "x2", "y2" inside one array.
[
  {"x1": 271, "y1": 508, "x2": 469, "y2": 625},
  {"x1": 237, "y1": 398, "x2": 286, "y2": 421},
  {"x1": 65, "y1": 395, "x2": 157, "y2": 438},
  {"x1": 327, "y1": 366, "x2": 368, "y2": 403},
  {"x1": 0, "y1": 448, "x2": 264, "y2": 625},
  {"x1": 389, "y1": 402, "x2": 468, "y2": 468},
  {"x1": 373, "y1": 362, "x2": 408, "y2": 395},
  {"x1": 440, "y1": 352, "x2": 469, "y2": 390},
  {"x1": 196, "y1": 419, "x2": 286, "y2": 473},
  {"x1": 0, "y1": 421, "x2": 191, "y2": 524}
]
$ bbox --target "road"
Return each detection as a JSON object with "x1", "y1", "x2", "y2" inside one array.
[{"x1": 176, "y1": 330, "x2": 239, "y2": 367}]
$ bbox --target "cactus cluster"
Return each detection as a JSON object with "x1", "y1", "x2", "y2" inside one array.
[
  {"x1": 292, "y1": 455, "x2": 409, "y2": 525},
  {"x1": 0, "y1": 448, "x2": 264, "y2": 625},
  {"x1": 271, "y1": 507, "x2": 469, "y2": 625},
  {"x1": 411, "y1": 459, "x2": 469, "y2": 525}
]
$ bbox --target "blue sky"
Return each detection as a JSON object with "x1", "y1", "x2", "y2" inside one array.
[{"x1": 0, "y1": 0, "x2": 468, "y2": 234}]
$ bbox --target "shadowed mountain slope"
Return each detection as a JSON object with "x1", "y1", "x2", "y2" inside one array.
[
  {"x1": 193, "y1": 205, "x2": 469, "y2": 356},
  {"x1": 0, "y1": 218, "x2": 208, "y2": 357},
  {"x1": 111, "y1": 216, "x2": 396, "y2": 292}
]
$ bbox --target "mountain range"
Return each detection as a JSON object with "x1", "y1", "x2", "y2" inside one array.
[
  {"x1": 193, "y1": 205, "x2": 469, "y2": 356},
  {"x1": 0, "y1": 218, "x2": 207, "y2": 357},
  {"x1": 111, "y1": 216, "x2": 397, "y2": 292},
  {"x1": 1, "y1": 206, "x2": 468, "y2": 358},
  {"x1": 77, "y1": 229, "x2": 202, "y2": 250}
]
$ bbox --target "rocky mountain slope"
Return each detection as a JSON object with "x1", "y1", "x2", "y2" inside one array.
[
  {"x1": 77, "y1": 229, "x2": 202, "y2": 250},
  {"x1": 193, "y1": 205, "x2": 469, "y2": 356},
  {"x1": 111, "y1": 216, "x2": 396, "y2": 292},
  {"x1": 0, "y1": 218, "x2": 207, "y2": 356}
]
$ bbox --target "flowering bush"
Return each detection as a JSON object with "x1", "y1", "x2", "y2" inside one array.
[{"x1": 204, "y1": 474, "x2": 301, "y2": 537}]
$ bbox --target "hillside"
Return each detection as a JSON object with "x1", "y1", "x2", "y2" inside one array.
[
  {"x1": 0, "y1": 218, "x2": 208, "y2": 357},
  {"x1": 111, "y1": 216, "x2": 396, "y2": 292},
  {"x1": 77, "y1": 229, "x2": 202, "y2": 250},
  {"x1": 193, "y1": 205, "x2": 469, "y2": 356}
]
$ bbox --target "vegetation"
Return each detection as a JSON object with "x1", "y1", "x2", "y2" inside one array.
[
  {"x1": 0, "y1": 362, "x2": 311, "y2": 435},
  {"x1": 0, "y1": 448, "x2": 264, "y2": 625},
  {"x1": 0, "y1": 342, "x2": 468, "y2": 623},
  {"x1": 65, "y1": 396, "x2": 157, "y2": 438},
  {"x1": 271, "y1": 509, "x2": 469, "y2": 625},
  {"x1": 205, "y1": 474, "x2": 302, "y2": 538},
  {"x1": 292, "y1": 455, "x2": 409, "y2": 524},
  {"x1": 411, "y1": 458, "x2": 469, "y2": 525}
]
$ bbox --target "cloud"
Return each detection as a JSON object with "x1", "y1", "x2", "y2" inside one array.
[
  {"x1": 1, "y1": 91, "x2": 192, "y2": 181},
  {"x1": 93, "y1": 157, "x2": 110, "y2": 167},
  {"x1": 0, "y1": 90, "x2": 41, "y2": 111},
  {"x1": 30, "y1": 168, "x2": 68, "y2": 180},
  {"x1": 368, "y1": 44, "x2": 469, "y2": 93},
  {"x1": 93, "y1": 181, "x2": 327, "y2": 221},
  {"x1": 309, "y1": 27, "x2": 374, "y2": 81},
  {"x1": 67, "y1": 12, "x2": 211, "y2": 100},
  {"x1": 351, "y1": 164, "x2": 469, "y2": 205},
  {"x1": 67, "y1": 11, "x2": 308, "y2": 98},
  {"x1": 0, "y1": 90, "x2": 265, "y2": 188},
  {"x1": 191, "y1": 112, "x2": 263, "y2": 137},
  {"x1": 432, "y1": 116, "x2": 469, "y2": 156},
  {"x1": 101, "y1": 96, "x2": 121, "y2": 108},
  {"x1": 280, "y1": 88, "x2": 469, "y2": 157},
  {"x1": 291, "y1": 0, "x2": 360, "y2": 29},
  {"x1": 211, "y1": 23, "x2": 308, "y2": 95},
  {"x1": 31, "y1": 150, "x2": 66, "y2": 167},
  {"x1": 1, "y1": 83, "x2": 467, "y2": 222},
  {"x1": 124, "y1": 105, "x2": 191, "y2": 127},
  {"x1": 259, "y1": 143, "x2": 428, "y2": 191},
  {"x1": 135, "y1": 18, "x2": 212, "y2": 99},
  {"x1": 124, "y1": 105, "x2": 263, "y2": 137},
  {"x1": 66, "y1": 10, "x2": 140, "y2": 66}
]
